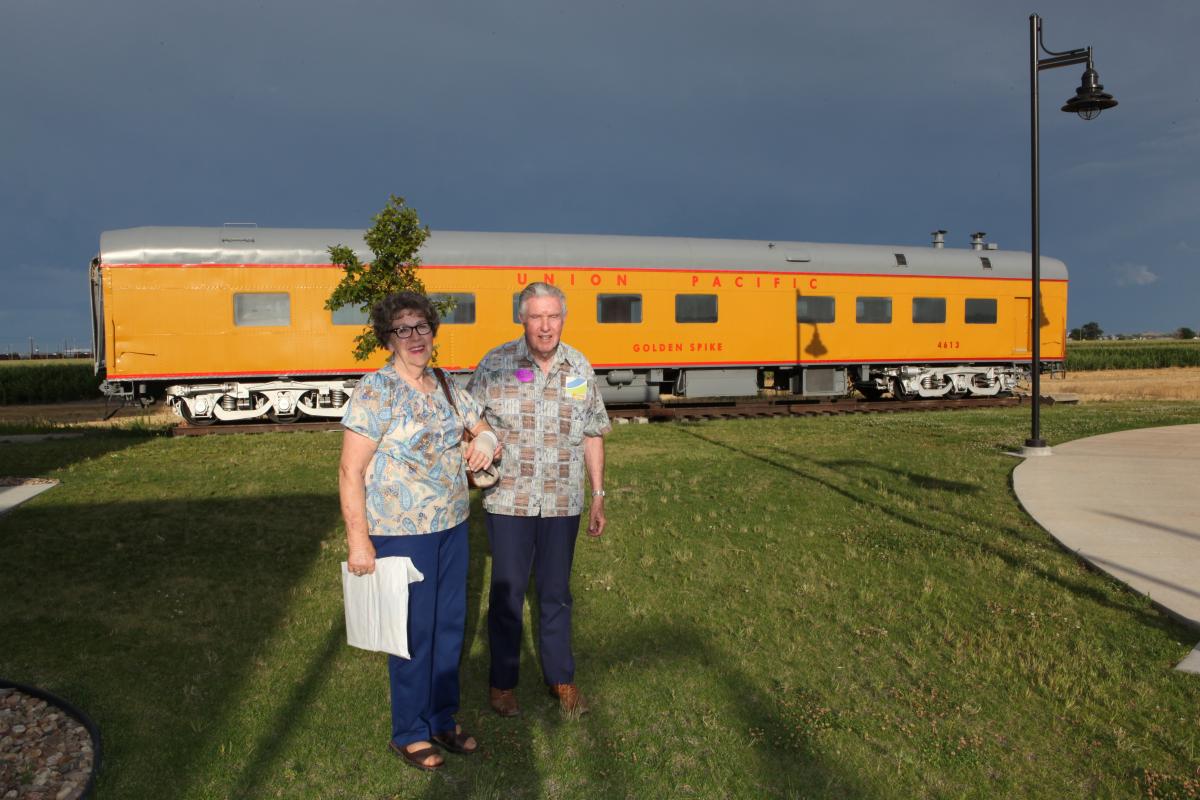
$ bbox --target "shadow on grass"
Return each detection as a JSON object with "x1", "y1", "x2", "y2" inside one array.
[
  {"x1": 0, "y1": 491, "x2": 340, "y2": 798},
  {"x1": 673, "y1": 425, "x2": 1184, "y2": 637},
  {"x1": 0, "y1": 429, "x2": 158, "y2": 477},
  {"x1": 437, "y1": 618, "x2": 873, "y2": 798},
  {"x1": 821, "y1": 459, "x2": 983, "y2": 494},
  {"x1": 586, "y1": 622, "x2": 874, "y2": 798},
  {"x1": 227, "y1": 624, "x2": 346, "y2": 799},
  {"x1": 439, "y1": 503, "x2": 868, "y2": 797}
]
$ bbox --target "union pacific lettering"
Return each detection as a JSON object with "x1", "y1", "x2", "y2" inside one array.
[
  {"x1": 515, "y1": 272, "x2": 629, "y2": 287},
  {"x1": 511, "y1": 270, "x2": 818, "y2": 289}
]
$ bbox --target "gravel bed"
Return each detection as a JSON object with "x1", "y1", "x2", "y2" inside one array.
[{"x1": 0, "y1": 687, "x2": 93, "y2": 800}]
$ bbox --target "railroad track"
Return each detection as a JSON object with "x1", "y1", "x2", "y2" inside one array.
[{"x1": 170, "y1": 395, "x2": 1024, "y2": 436}]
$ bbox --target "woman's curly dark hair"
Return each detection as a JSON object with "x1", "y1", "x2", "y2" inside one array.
[{"x1": 369, "y1": 291, "x2": 440, "y2": 348}]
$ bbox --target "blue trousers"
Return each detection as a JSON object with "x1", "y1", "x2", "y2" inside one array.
[
  {"x1": 371, "y1": 521, "x2": 467, "y2": 748},
  {"x1": 486, "y1": 512, "x2": 580, "y2": 689}
]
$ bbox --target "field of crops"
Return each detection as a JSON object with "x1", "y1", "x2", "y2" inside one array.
[
  {"x1": 1065, "y1": 339, "x2": 1200, "y2": 371},
  {"x1": 0, "y1": 362, "x2": 99, "y2": 404}
]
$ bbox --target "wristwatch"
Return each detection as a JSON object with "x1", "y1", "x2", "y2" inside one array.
[{"x1": 592, "y1": 489, "x2": 606, "y2": 497}]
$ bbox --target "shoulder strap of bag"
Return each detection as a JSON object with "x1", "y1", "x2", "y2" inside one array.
[{"x1": 434, "y1": 368, "x2": 457, "y2": 411}]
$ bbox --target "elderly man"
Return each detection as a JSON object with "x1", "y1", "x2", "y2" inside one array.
[{"x1": 467, "y1": 281, "x2": 610, "y2": 716}]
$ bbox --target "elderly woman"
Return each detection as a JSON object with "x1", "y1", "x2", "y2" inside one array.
[{"x1": 339, "y1": 291, "x2": 497, "y2": 771}]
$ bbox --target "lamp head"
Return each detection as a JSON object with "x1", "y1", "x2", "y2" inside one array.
[{"x1": 1061, "y1": 64, "x2": 1118, "y2": 120}]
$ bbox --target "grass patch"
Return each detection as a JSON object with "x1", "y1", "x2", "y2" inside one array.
[
  {"x1": 0, "y1": 363, "x2": 100, "y2": 404},
  {"x1": 2, "y1": 404, "x2": 1199, "y2": 798},
  {"x1": 1067, "y1": 340, "x2": 1200, "y2": 371}
]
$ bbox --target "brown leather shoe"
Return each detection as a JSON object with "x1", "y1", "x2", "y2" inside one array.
[
  {"x1": 489, "y1": 687, "x2": 520, "y2": 717},
  {"x1": 548, "y1": 683, "x2": 589, "y2": 715}
]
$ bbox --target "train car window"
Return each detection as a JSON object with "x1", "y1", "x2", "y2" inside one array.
[
  {"x1": 234, "y1": 293, "x2": 290, "y2": 327},
  {"x1": 332, "y1": 305, "x2": 368, "y2": 325},
  {"x1": 597, "y1": 294, "x2": 642, "y2": 324},
  {"x1": 912, "y1": 297, "x2": 946, "y2": 324},
  {"x1": 675, "y1": 294, "x2": 717, "y2": 323},
  {"x1": 429, "y1": 293, "x2": 476, "y2": 324},
  {"x1": 856, "y1": 297, "x2": 892, "y2": 324},
  {"x1": 796, "y1": 296, "x2": 835, "y2": 323},
  {"x1": 965, "y1": 298, "x2": 998, "y2": 324},
  {"x1": 894, "y1": 253, "x2": 908, "y2": 267},
  {"x1": 512, "y1": 294, "x2": 521, "y2": 323}
]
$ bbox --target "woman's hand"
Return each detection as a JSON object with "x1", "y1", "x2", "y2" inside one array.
[
  {"x1": 348, "y1": 541, "x2": 377, "y2": 576},
  {"x1": 340, "y1": 430, "x2": 380, "y2": 576},
  {"x1": 464, "y1": 429, "x2": 498, "y2": 472}
]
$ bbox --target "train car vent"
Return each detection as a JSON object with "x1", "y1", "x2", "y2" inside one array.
[
  {"x1": 980, "y1": 257, "x2": 993, "y2": 269},
  {"x1": 221, "y1": 222, "x2": 258, "y2": 244},
  {"x1": 784, "y1": 250, "x2": 811, "y2": 263},
  {"x1": 894, "y1": 253, "x2": 908, "y2": 267}
]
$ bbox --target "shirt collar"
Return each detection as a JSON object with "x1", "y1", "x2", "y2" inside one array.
[{"x1": 515, "y1": 337, "x2": 575, "y2": 373}]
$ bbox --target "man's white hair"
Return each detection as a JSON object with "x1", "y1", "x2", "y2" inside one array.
[{"x1": 517, "y1": 282, "x2": 567, "y2": 319}]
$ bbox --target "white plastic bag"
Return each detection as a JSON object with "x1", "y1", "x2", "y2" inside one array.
[{"x1": 341, "y1": 556, "x2": 425, "y2": 659}]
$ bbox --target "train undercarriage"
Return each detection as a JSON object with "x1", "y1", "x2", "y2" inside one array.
[
  {"x1": 101, "y1": 361, "x2": 1028, "y2": 425},
  {"x1": 849, "y1": 364, "x2": 1022, "y2": 400}
]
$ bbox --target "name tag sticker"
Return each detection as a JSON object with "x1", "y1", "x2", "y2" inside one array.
[{"x1": 564, "y1": 375, "x2": 587, "y2": 401}]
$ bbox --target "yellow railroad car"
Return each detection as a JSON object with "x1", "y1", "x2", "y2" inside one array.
[{"x1": 90, "y1": 226, "x2": 1067, "y2": 423}]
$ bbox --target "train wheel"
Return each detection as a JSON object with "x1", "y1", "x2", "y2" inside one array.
[
  {"x1": 295, "y1": 390, "x2": 320, "y2": 420},
  {"x1": 179, "y1": 403, "x2": 217, "y2": 426},
  {"x1": 268, "y1": 408, "x2": 302, "y2": 424},
  {"x1": 891, "y1": 378, "x2": 914, "y2": 400},
  {"x1": 857, "y1": 386, "x2": 886, "y2": 401}
]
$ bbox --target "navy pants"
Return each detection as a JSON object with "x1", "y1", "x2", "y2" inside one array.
[
  {"x1": 371, "y1": 521, "x2": 467, "y2": 748},
  {"x1": 486, "y1": 512, "x2": 580, "y2": 689}
]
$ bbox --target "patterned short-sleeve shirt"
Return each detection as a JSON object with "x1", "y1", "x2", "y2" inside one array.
[
  {"x1": 467, "y1": 338, "x2": 611, "y2": 517},
  {"x1": 342, "y1": 362, "x2": 482, "y2": 536}
]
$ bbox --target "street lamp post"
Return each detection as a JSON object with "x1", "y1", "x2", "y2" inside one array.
[{"x1": 1024, "y1": 13, "x2": 1117, "y2": 456}]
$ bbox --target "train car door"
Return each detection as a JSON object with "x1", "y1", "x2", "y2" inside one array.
[{"x1": 1012, "y1": 297, "x2": 1031, "y2": 354}]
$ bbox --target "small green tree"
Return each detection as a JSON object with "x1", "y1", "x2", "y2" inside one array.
[
  {"x1": 1080, "y1": 321, "x2": 1103, "y2": 340},
  {"x1": 1178, "y1": 326, "x2": 1197, "y2": 340},
  {"x1": 1069, "y1": 327, "x2": 1083, "y2": 341},
  {"x1": 325, "y1": 195, "x2": 431, "y2": 361}
]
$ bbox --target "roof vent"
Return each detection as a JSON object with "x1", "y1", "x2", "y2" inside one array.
[
  {"x1": 221, "y1": 222, "x2": 258, "y2": 244},
  {"x1": 970, "y1": 231, "x2": 987, "y2": 251},
  {"x1": 931, "y1": 230, "x2": 946, "y2": 249}
]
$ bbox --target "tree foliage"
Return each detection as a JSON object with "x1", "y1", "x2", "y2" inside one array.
[
  {"x1": 325, "y1": 195, "x2": 431, "y2": 361},
  {"x1": 1178, "y1": 327, "x2": 1197, "y2": 340},
  {"x1": 1080, "y1": 321, "x2": 1103, "y2": 340}
]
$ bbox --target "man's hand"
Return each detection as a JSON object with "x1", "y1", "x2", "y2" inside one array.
[{"x1": 587, "y1": 497, "x2": 606, "y2": 538}]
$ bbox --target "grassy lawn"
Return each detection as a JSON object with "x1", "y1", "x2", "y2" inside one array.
[{"x1": 2, "y1": 403, "x2": 1199, "y2": 799}]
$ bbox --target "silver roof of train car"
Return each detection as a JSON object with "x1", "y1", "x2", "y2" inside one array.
[{"x1": 99, "y1": 226, "x2": 1068, "y2": 280}]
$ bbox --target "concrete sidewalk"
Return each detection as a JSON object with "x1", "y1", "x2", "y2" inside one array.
[
  {"x1": 0, "y1": 480, "x2": 59, "y2": 516},
  {"x1": 1013, "y1": 423, "x2": 1200, "y2": 673}
]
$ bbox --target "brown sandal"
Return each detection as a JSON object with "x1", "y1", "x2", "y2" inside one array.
[
  {"x1": 389, "y1": 740, "x2": 444, "y2": 771},
  {"x1": 431, "y1": 726, "x2": 478, "y2": 755}
]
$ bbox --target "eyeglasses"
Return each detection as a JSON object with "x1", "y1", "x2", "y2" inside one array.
[{"x1": 388, "y1": 322, "x2": 432, "y2": 339}]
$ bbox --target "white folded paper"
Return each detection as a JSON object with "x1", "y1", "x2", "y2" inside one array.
[{"x1": 341, "y1": 556, "x2": 424, "y2": 659}]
